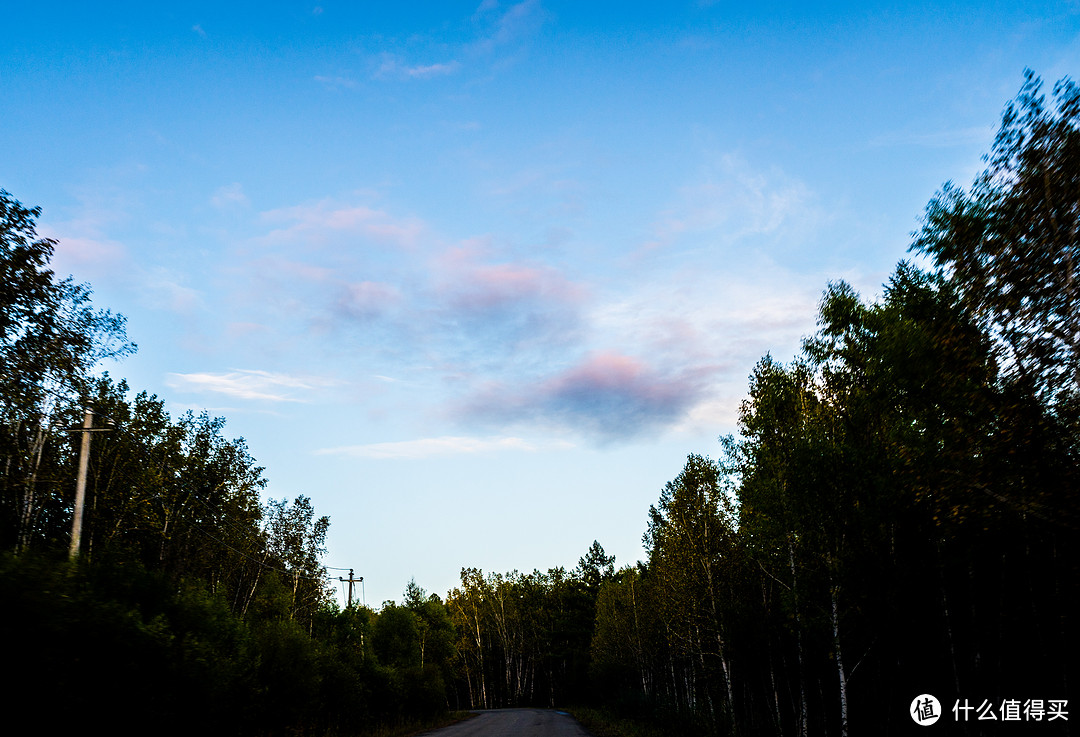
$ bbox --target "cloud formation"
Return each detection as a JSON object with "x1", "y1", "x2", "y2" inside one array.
[
  {"x1": 459, "y1": 351, "x2": 712, "y2": 441},
  {"x1": 257, "y1": 199, "x2": 425, "y2": 250},
  {"x1": 140, "y1": 267, "x2": 203, "y2": 314},
  {"x1": 433, "y1": 243, "x2": 584, "y2": 312},
  {"x1": 374, "y1": 55, "x2": 461, "y2": 80},
  {"x1": 471, "y1": 0, "x2": 546, "y2": 52},
  {"x1": 211, "y1": 183, "x2": 249, "y2": 209},
  {"x1": 424, "y1": 243, "x2": 588, "y2": 363},
  {"x1": 212, "y1": 152, "x2": 829, "y2": 443},
  {"x1": 166, "y1": 369, "x2": 337, "y2": 402},
  {"x1": 640, "y1": 154, "x2": 822, "y2": 256},
  {"x1": 335, "y1": 280, "x2": 401, "y2": 321}
]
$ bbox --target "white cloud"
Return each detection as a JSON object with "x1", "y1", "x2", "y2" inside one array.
[
  {"x1": 471, "y1": 0, "x2": 546, "y2": 51},
  {"x1": 257, "y1": 199, "x2": 425, "y2": 250},
  {"x1": 406, "y1": 61, "x2": 461, "y2": 78},
  {"x1": 39, "y1": 187, "x2": 134, "y2": 280},
  {"x1": 166, "y1": 369, "x2": 338, "y2": 402},
  {"x1": 141, "y1": 266, "x2": 203, "y2": 313},
  {"x1": 573, "y1": 266, "x2": 827, "y2": 437},
  {"x1": 46, "y1": 234, "x2": 127, "y2": 276},
  {"x1": 315, "y1": 435, "x2": 549, "y2": 459},
  {"x1": 374, "y1": 55, "x2": 461, "y2": 80},
  {"x1": 641, "y1": 154, "x2": 824, "y2": 254},
  {"x1": 211, "y1": 183, "x2": 249, "y2": 209}
]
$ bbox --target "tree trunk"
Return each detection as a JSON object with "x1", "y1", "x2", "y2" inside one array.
[
  {"x1": 17, "y1": 422, "x2": 49, "y2": 552},
  {"x1": 789, "y1": 539, "x2": 809, "y2": 737},
  {"x1": 831, "y1": 579, "x2": 848, "y2": 737}
]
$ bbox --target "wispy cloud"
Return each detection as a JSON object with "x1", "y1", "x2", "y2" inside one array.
[
  {"x1": 257, "y1": 199, "x2": 425, "y2": 250},
  {"x1": 640, "y1": 154, "x2": 822, "y2": 256},
  {"x1": 582, "y1": 267, "x2": 826, "y2": 435},
  {"x1": 166, "y1": 369, "x2": 338, "y2": 402},
  {"x1": 364, "y1": 1, "x2": 545, "y2": 86},
  {"x1": 433, "y1": 242, "x2": 584, "y2": 312},
  {"x1": 334, "y1": 280, "x2": 402, "y2": 320},
  {"x1": 471, "y1": 0, "x2": 547, "y2": 52},
  {"x1": 374, "y1": 55, "x2": 461, "y2": 80},
  {"x1": 315, "y1": 435, "x2": 544, "y2": 459},
  {"x1": 211, "y1": 183, "x2": 249, "y2": 209},
  {"x1": 407, "y1": 61, "x2": 461, "y2": 78},
  {"x1": 40, "y1": 186, "x2": 134, "y2": 279},
  {"x1": 426, "y1": 241, "x2": 587, "y2": 358},
  {"x1": 140, "y1": 266, "x2": 203, "y2": 313},
  {"x1": 46, "y1": 233, "x2": 127, "y2": 275}
]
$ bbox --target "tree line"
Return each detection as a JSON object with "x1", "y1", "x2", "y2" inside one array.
[
  {"x1": 3, "y1": 70, "x2": 1078, "y2": 736},
  {"x1": 0, "y1": 186, "x2": 447, "y2": 734},
  {"x1": 586, "y1": 70, "x2": 1080, "y2": 735}
]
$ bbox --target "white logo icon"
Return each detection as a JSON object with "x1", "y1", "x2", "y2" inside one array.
[{"x1": 912, "y1": 694, "x2": 942, "y2": 726}]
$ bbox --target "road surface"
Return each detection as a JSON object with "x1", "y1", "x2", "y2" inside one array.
[{"x1": 420, "y1": 709, "x2": 593, "y2": 737}]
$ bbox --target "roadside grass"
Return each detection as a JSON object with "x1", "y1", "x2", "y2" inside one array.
[
  {"x1": 359, "y1": 711, "x2": 478, "y2": 737},
  {"x1": 568, "y1": 706, "x2": 681, "y2": 737}
]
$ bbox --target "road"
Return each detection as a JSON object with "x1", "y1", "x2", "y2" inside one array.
[{"x1": 419, "y1": 709, "x2": 593, "y2": 737}]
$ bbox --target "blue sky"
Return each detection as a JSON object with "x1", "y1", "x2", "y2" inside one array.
[{"x1": 3, "y1": 1, "x2": 1078, "y2": 607}]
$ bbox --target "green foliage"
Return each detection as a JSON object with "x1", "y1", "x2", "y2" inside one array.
[
  {"x1": 0, "y1": 187, "x2": 411, "y2": 736},
  {"x1": 914, "y1": 70, "x2": 1080, "y2": 401},
  {"x1": 576, "y1": 539, "x2": 616, "y2": 594},
  {"x1": 445, "y1": 546, "x2": 605, "y2": 710},
  {"x1": 590, "y1": 564, "x2": 663, "y2": 710},
  {"x1": 374, "y1": 602, "x2": 423, "y2": 670},
  {"x1": 1, "y1": 190, "x2": 135, "y2": 552},
  {"x1": 590, "y1": 73, "x2": 1080, "y2": 736},
  {"x1": 643, "y1": 455, "x2": 740, "y2": 724},
  {"x1": 7, "y1": 67, "x2": 1080, "y2": 735},
  {"x1": 1, "y1": 553, "x2": 255, "y2": 736}
]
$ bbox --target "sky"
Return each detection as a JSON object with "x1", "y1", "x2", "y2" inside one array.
[{"x1": 3, "y1": 1, "x2": 1079, "y2": 608}]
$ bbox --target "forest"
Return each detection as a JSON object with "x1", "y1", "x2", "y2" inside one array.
[{"x1": 2, "y1": 71, "x2": 1077, "y2": 736}]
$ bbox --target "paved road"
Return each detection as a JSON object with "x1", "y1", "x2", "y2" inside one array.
[{"x1": 419, "y1": 709, "x2": 593, "y2": 737}]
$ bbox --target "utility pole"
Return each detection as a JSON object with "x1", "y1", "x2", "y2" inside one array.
[
  {"x1": 338, "y1": 569, "x2": 364, "y2": 608},
  {"x1": 67, "y1": 408, "x2": 112, "y2": 560}
]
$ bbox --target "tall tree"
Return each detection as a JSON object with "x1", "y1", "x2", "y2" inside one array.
[
  {"x1": 262, "y1": 495, "x2": 331, "y2": 624},
  {"x1": 0, "y1": 189, "x2": 134, "y2": 552},
  {"x1": 645, "y1": 454, "x2": 741, "y2": 729},
  {"x1": 913, "y1": 71, "x2": 1080, "y2": 400}
]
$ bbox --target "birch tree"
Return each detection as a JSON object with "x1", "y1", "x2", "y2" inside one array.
[{"x1": 0, "y1": 189, "x2": 133, "y2": 552}]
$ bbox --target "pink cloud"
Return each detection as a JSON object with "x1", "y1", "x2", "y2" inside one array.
[
  {"x1": 539, "y1": 352, "x2": 702, "y2": 416},
  {"x1": 434, "y1": 244, "x2": 584, "y2": 312},
  {"x1": 48, "y1": 235, "x2": 127, "y2": 275},
  {"x1": 258, "y1": 200, "x2": 424, "y2": 250},
  {"x1": 335, "y1": 280, "x2": 401, "y2": 319},
  {"x1": 458, "y1": 351, "x2": 713, "y2": 441},
  {"x1": 225, "y1": 322, "x2": 269, "y2": 339},
  {"x1": 253, "y1": 256, "x2": 336, "y2": 284}
]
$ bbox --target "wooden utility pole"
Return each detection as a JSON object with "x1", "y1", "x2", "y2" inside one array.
[
  {"x1": 338, "y1": 569, "x2": 364, "y2": 608},
  {"x1": 67, "y1": 409, "x2": 112, "y2": 560}
]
